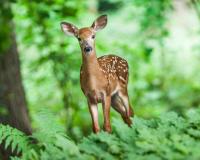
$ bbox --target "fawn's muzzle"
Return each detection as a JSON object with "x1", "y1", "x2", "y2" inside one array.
[{"x1": 84, "y1": 46, "x2": 92, "y2": 53}]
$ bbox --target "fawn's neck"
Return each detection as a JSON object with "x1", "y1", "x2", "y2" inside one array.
[{"x1": 81, "y1": 50, "x2": 100, "y2": 74}]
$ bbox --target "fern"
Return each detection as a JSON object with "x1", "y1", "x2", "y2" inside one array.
[
  {"x1": 0, "y1": 124, "x2": 29, "y2": 153},
  {"x1": 1, "y1": 109, "x2": 200, "y2": 160},
  {"x1": 0, "y1": 124, "x2": 37, "y2": 160}
]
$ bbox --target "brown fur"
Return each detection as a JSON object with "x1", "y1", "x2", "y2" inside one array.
[
  {"x1": 61, "y1": 15, "x2": 134, "y2": 133},
  {"x1": 80, "y1": 51, "x2": 134, "y2": 133}
]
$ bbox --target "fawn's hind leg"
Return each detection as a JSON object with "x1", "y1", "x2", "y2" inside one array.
[
  {"x1": 118, "y1": 88, "x2": 134, "y2": 118},
  {"x1": 111, "y1": 93, "x2": 132, "y2": 127}
]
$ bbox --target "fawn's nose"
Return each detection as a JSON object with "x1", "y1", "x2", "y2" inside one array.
[{"x1": 84, "y1": 46, "x2": 92, "y2": 53}]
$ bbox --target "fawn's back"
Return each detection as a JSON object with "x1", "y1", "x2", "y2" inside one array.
[{"x1": 97, "y1": 55, "x2": 129, "y2": 86}]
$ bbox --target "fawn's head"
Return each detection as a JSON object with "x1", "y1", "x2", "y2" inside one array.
[{"x1": 61, "y1": 15, "x2": 107, "y2": 55}]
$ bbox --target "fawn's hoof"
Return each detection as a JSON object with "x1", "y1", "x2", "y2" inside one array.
[{"x1": 103, "y1": 125, "x2": 112, "y2": 133}]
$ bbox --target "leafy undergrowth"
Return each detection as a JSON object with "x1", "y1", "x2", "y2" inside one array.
[{"x1": 1, "y1": 109, "x2": 200, "y2": 160}]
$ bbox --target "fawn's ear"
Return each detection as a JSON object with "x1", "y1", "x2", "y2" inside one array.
[
  {"x1": 91, "y1": 15, "x2": 107, "y2": 32},
  {"x1": 60, "y1": 22, "x2": 78, "y2": 36}
]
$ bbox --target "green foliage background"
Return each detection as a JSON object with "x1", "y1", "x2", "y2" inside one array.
[
  {"x1": 1, "y1": 0, "x2": 200, "y2": 159},
  {"x1": 13, "y1": 0, "x2": 200, "y2": 136}
]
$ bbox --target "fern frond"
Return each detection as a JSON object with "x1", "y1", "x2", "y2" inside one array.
[
  {"x1": 0, "y1": 124, "x2": 30, "y2": 154},
  {"x1": 0, "y1": 124, "x2": 38, "y2": 160}
]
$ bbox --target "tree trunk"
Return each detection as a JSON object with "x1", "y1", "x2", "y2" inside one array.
[
  {"x1": 0, "y1": 32, "x2": 32, "y2": 160},
  {"x1": 0, "y1": 2, "x2": 31, "y2": 159},
  {"x1": 0, "y1": 33, "x2": 32, "y2": 135}
]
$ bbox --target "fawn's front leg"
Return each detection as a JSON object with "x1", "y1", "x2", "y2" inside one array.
[
  {"x1": 88, "y1": 101, "x2": 100, "y2": 133},
  {"x1": 102, "y1": 95, "x2": 112, "y2": 133}
]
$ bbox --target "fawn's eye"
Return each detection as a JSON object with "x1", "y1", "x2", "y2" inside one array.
[
  {"x1": 92, "y1": 35, "x2": 95, "y2": 39},
  {"x1": 78, "y1": 37, "x2": 81, "y2": 41}
]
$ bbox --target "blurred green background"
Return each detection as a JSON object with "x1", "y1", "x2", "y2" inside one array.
[{"x1": 0, "y1": 0, "x2": 200, "y2": 141}]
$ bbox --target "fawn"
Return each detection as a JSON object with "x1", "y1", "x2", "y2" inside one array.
[{"x1": 60, "y1": 15, "x2": 134, "y2": 133}]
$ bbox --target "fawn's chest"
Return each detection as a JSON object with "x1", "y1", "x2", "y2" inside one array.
[
  {"x1": 80, "y1": 68, "x2": 106, "y2": 91},
  {"x1": 80, "y1": 66, "x2": 111, "y2": 103}
]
